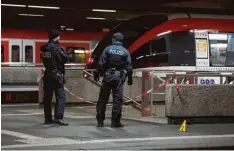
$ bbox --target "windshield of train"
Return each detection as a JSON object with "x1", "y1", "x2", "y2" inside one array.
[{"x1": 91, "y1": 15, "x2": 167, "y2": 58}]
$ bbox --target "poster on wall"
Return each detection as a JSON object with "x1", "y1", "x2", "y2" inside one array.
[{"x1": 196, "y1": 39, "x2": 208, "y2": 59}]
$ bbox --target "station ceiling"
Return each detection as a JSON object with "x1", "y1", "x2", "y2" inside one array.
[{"x1": 1, "y1": 0, "x2": 234, "y2": 32}]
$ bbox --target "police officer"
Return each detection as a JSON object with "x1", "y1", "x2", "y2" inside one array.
[
  {"x1": 95, "y1": 32, "x2": 133, "y2": 128},
  {"x1": 40, "y1": 29, "x2": 68, "y2": 126}
]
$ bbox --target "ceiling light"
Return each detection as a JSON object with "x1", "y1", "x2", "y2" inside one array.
[
  {"x1": 92, "y1": 9, "x2": 116, "y2": 12},
  {"x1": 86, "y1": 17, "x2": 106, "y2": 20},
  {"x1": 116, "y1": 18, "x2": 129, "y2": 21},
  {"x1": 60, "y1": 25, "x2": 66, "y2": 28},
  {"x1": 18, "y1": 14, "x2": 44, "y2": 17},
  {"x1": 1, "y1": 3, "x2": 26, "y2": 7},
  {"x1": 102, "y1": 28, "x2": 110, "y2": 32},
  {"x1": 28, "y1": 5, "x2": 60, "y2": 9},
  {"x1": 66, "y1": 28, "x2": 74, "y2": 31}
]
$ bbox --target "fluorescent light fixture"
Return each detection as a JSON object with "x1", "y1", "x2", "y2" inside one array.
[
  {"x1": 92, "y1": 9, "x2": 116, "y2": 12},
  {"x1": 75, "y1": 50, "x2": 90, "y2": 54},
  {"x1": 136, "y1": 56, "x2": 144, "y2": 60},
  {"x1": 66, "y1": 28, "x2": 74, "y2": 31},
  {"x1": 1, "y1": 3, "x2": 26, "y2": 7},
  {"x1": 209, "y1": 34, "x2": 228, "y2": 40},
  {"x1": 18, "y1": 13, "x2": 44, "y2": 17},
  {"x1": 60, "y1": 25, "x2": 66, "y2": 28},
  {"x1": 86, "y1": 17, "x2": 106, "y2": 20},
  {"x1": 74, "y1": 50, "x2": 85, "y2": 53},
  {"x1": 157, "y1": 30, "x2": 171, "y2": 37},
  {"x1": 116, "y1": 18, "x2": 129, "y2": 21},
  {"x1": 28, "y1": 5, "x2": 60, "y2": 9}
]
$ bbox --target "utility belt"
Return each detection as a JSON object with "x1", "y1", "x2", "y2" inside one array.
[
  {"x1": 45, "y1": 69, "x2": 64, "y2": 84},
  {"x1": 105, "y1": 68, "x2": 122, "y2": 75}
]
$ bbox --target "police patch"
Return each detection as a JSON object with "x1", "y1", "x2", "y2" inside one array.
[
  {"x1": 42, "y1": 52, "x2": 51, "y2": 58},
  {"x1": 109, "y1": 49, "x2": 124, "y2": 56}
]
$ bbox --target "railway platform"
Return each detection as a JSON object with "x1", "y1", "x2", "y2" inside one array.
[{"x1": 2, "y1": 104, "x2": 234, "y2": 150}]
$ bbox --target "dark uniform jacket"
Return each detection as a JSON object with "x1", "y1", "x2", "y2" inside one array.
[
  {"x1": 98, "y1": 41, "x2": 132, "y2": 82},
  {"x1": 40, "y1": 41, "x2": 68, "y2": 76}
]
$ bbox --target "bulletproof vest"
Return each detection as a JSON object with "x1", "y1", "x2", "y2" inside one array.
[
  {"x1": 41, "y1": 43, "x2": 61, "y2": 74},
  {"x1": 105, "y1": 46, "x2": 127, "y2": 70}
]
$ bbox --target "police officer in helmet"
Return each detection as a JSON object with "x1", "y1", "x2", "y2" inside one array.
[
  {"x1": 40, "y1": 29, "x2": 68, "y2": 126},
  {"x1": 95, "y1": 32, "x2": 133, "y2": 128}
]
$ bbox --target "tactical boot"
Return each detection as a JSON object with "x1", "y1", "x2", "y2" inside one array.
[
  {"x1": 97, "y1": 121, "x2": 104, "y2": 127},
  {"x1": 54, "y1": 119, "x2": 69, "y2": 126},
  {"x1": 44, "y1": 119, "x2": 54, "y2": 125},
  {"x1": 96, "y1": 113, "x2": 105, "y2": 127},
  {"x1": 111, "y1": 120, "x2": 124, "y2": 128},
  {"x1": 44, "y1": 117, "x2": 53, "y2": 124}
]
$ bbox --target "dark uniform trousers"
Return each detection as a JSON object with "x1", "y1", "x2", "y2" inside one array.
[
  {"x1": 96, "y1": 71, "x2": 125, "y2": 123},
  {"x1": 43, "y1": 74, "x2": 66, "y2": 120}
]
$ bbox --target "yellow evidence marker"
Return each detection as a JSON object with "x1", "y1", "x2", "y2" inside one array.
[{"x1": 179, "y1": 120, "x2": 187, "y2": 132}]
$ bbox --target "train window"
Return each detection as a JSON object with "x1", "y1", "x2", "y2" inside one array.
[
  {"x1": 66, "y1": 47, "x2": 86, "y2": 63},
  {"x1": 167, "y1": 31, "x2": 196, "y2": 66},
  {"x1": 25, "y1": 46, "x2": 33, "y2": 62},
  {"x1": 209, "y1": 33, "x2": 234, "y2": 67},
  {"x1": 1, "y1": 45, "x2": 4, "y2": 62},
  {"x1": 11, "y1": 45, "x2": 20, "y2": 62},
  {"x1": 131, "y1": 38, "x2": 168, "y2": 68}
]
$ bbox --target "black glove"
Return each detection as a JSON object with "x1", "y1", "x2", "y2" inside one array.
[
  {"x1": 63, "y1": 77, "x2": 66, "y2": 84},
  {"x1": 127, "y1": 77, "x2": 133, "y2": 85},
  {"x1": 127, "y1": 70, "x2": 133, "y2": 85},
  {"x1": 93, "y1": 70, "x2": 99, "y2": 82}
]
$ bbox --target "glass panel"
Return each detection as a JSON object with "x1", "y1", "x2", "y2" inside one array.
[
  {"x1": 166, "y1": 31, "x2": 196, "y2": 66},
  {"x1": 74, "y1": 53, "x2": 85, "y2": 63},
  {"x1": 225, "y1": 33, "x2": 234, "y2": 66},
  {"x1": 131, "y1": 38, "x2": 168, "y2": 68},
  {"x1": 1, "y1": 45, "x2": 4, "y2": 62},
  {"x1": 25, "y1": 45, "x2": 33, "y2": 62},
  {"x1": 66, "y1": 47, "x2": 86, "y2": 63},
  {"x1": 209, "y1": 33, "x2": 234, "y2": 67},
  {"x1": 92, "y1": 14, "x2": 167, "y2": 57},
  {"x1": 11, "y1": 45, "x2": 20, "y2": 62}
]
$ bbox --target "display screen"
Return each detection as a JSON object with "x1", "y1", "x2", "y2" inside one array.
[{"x1": 1, "y1": 91, "x2": 38, "y2": 103}]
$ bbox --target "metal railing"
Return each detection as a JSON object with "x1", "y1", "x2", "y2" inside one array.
[{"x1": 1, "y1": 62, "x2": 86, "y2": 68}]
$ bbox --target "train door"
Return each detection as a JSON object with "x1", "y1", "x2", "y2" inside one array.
[
  {"x1": 22, "y1": 40, "x2": 35, "y2": 63},
  {"x1": 9, "y1": 39, "x2": 22, "y2": 63}
]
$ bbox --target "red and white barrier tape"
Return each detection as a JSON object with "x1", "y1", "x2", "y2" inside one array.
[
  {"x1": 64, "y1": 87, "x2": 97, "y2": 105},
  {"x1": 37, "y1": 70, "x2": 180, "y2": 109},
  {"x1": 123, "y1": 77, "x2": 173, "y2": 104}
]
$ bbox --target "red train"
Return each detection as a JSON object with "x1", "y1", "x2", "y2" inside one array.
[
  {"x1": 86, "y1": 14, "x2": 234, "y2": 72},
  {"x1": 1, "y1": 29, "x2": 106, "y2": 67}
]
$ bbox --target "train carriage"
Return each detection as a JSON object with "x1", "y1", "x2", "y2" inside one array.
[
  {"x1": 1, "y1": 29, "x2": 106, "y2": 68},
  {"x1": 86, "y1": 13, "x2": 234, "y2": 84}
]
